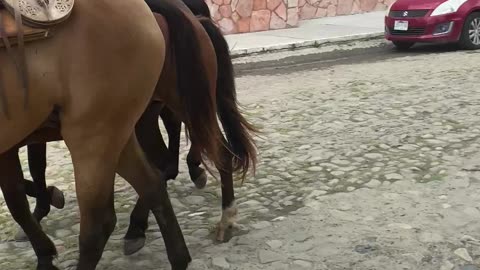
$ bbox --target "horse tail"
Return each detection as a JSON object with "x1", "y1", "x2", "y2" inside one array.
[
  {"x1": 181, "y1": 0, "x2": 211, "y2": 17},
  {"x1": 146, "y1": 0, "x2": 220, "y2": 164},
  {"x1": 198, "y1": 17, "x2": 258, "y2": 180}
]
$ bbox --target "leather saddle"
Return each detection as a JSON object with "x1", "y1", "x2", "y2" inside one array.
[
  {"x1": 0, "y1": 0, "x2": 74, "y2": 117},
  {"x1": 0, "y1": 0, "x2": 74, "y2": 46}
]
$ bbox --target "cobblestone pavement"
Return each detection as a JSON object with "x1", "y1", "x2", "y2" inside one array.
[{"x1": 2, "y1": 47, "x2": 480, "y2": 270}]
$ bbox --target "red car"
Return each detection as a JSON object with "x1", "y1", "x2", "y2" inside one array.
[{"x1": 385, "y1": 0, "x2": 480, "y2": 50}]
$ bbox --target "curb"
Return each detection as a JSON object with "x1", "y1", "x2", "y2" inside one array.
[{"x1": 229, "y1": 32, "x2": 385, "y2": 58}]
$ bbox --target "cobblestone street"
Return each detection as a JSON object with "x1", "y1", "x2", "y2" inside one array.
[{"x1": 2, "y1": 47, "x2": 480, "y2": 269}]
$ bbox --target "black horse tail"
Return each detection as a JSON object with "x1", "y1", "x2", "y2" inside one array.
[
  {"x1": 181, "y1": 0, "x2": 211, "y2": 17},
  {"x1": 146, "y1": 0, "x2": 220, "y2": 164},
  {"x1": 198, "y1": 17, "x2": 258, "y2": 180}
]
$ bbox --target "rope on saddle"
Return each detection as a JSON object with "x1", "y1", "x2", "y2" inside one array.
[
  {"x1": 0, "y1": 12, "x2": 10, "y2": 117},
  {"x1": 14, "y1": 0, "x2": 29, "y2": 109},
  {"x1": 0, "y1": 0, "x2": 30, "y2": 117}
]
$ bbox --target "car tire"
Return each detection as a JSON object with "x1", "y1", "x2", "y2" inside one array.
[
  {"x1": 459, "y1": 12, "x2": 480, "y2": 50},
  {"x1": 392, "y1": 41, "x2": 415, "y2": 51}
]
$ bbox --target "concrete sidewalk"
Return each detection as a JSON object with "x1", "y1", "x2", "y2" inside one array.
[{"x1": 226, "y1": 11, "x2": 385, "y2": 56}]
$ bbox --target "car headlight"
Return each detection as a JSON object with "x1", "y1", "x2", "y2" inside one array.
[
  {"x1": 431, "y1": 0, "x2": 468, "y2": 16},
  {"x1": 431, "y1": 2, "x2": 456, "y2": 16}
]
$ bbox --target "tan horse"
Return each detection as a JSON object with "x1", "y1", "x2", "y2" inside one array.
[
  {"x1": 0, "y1": 0, "x2": 207, "y2": 269},
  {"x1": 19, "y1": 0, "x2": 258, "y2": 256},
  {"x1": 17, "y1": 1, "x2": 258, "y2": 261}
]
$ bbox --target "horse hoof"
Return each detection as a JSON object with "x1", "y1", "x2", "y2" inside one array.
[
  {"x1": 165, "y1": 166, "x2": 179, "y2": 181},
  {"x1": 37, "y1": 266, "x2": 59, "y2": 270},
  {"x1": 37, "y1": 263, "x2": 59, "y2": 270},
  {"x1": 48, "y1": 186, "x2": 65, "y2": 209},
  {"x1": 172, "y1": 259, "x2": 191, "y2": 270},
  {"x1": 124, "y1": 237, "x2": 146, "y2": 256},
  {"x1": 193, "y1": 172, "x2": 207, "y2": 189},
  {"x1": 14, "y1": 227, "x2": 28, "y2": 242}
]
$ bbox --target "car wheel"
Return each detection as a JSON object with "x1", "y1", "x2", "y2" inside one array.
[
  {"x1": 392, "y1": 41, "x2": 415, "y2": 51},
  {"x1": 459, "y1": 12, "x2": 480, "y2": 50}
]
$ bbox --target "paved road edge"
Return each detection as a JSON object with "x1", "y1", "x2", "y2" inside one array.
[{"x1": 230, "y1": 32, "x2": 385, "y2": 58}]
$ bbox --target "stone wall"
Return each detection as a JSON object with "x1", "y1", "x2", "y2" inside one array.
[
  {"x1": 298, "y1": 0, "x2": 394, "y2": 20},
  {"x1": 208, "y1": 0, "x2": 393, "y2": 35},
  {"x1": 207, "y1": 0, "x2": 299, "y2": 34}
]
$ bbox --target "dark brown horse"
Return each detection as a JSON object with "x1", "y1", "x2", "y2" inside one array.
[
  {"x1": 124, "y1": 6, "x2": 258, "y2": 255},
  {"x1": 19, "y1": 0, "x2": 258, "y2": 257},
  {"x1": 0, "y1": 0, "x2": 226, "y2": 269}
]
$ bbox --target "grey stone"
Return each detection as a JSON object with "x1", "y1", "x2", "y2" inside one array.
[
  {"x1": 212, "y1": 257, "x2": 230, "y2": 269},
  {"x1": 458, "y1": 265, "x2": 479, "y2": 270},
  {"x1": 385, "y1": 173, "x2": 403, "y2": 180},
  {"x1": 288, "y1": 241, "x2": 315, "y2": 252},
  {"x1": 440, "y1": 261, "x2": 454, "y2": 270},
  {"x1": 258, "y1": 178, "x2": 272, "y2": 184},
  {"x1": 365, "y1": 180, "x2": 381, "y2": 188},
  {"x1": 308, "y1": 166, "x2": 323, "y2": 172},
  {"x1": 0, "y1": 243, "x2": 11, "y2": 251},
  {"x1": 60, "y1": 260, "x2": 78, "y2": 269},
  {"x1": 12, "y1": 242, "x2": 29, "y2": 248},
  {"x1": 331, "y1": 171, "x2": 345, "y2": 176},
  {"x1": 387, "y1": 223, "x2": 412, "y2": 230},
  {"x1": 269, "y1": 262, "x2": 290, "y2": 270},
  {"x1": 455, "y1": 248, "x2": 473, "y2": 262},
  {"x1": 365, "y1": 153, "x2": 383, "y2": 160},
  {"x1": 337, "y1": 202, "x2": 353, "y2": 211},
  {"x1": 55, "y1": 229, "x2": 72, "y2": 238},
  {"x1": 239, "y1": 200, "x2": 262, "y2": 207},
  {"x1": 258, "y1": 249, "x2": 284, "y2": 264},
  {"x1": 225, "y1": 254, "x2": 247, "y2": 264},
  {"x1": 355, "y1": 244, "x2": 378, "y2": 254},
  {"x1": 135, "y1": 260, "x2": 154, "y2": 267},
  {"x1": 293, "y1": 260, "x2": 312, "y2": 268},
  {"x1": 266, "y1": 240, "x2": 283, "y2": 249},
  {"x1": 309, "y1": 190, "x2": 327, "y2": 197},
  {"x1": 185, "y1": 196, "x2": 205, "y2": 205},
  {"x1": 292, "y1": 231, "x2": 312, "y2": 242},
  {"x1": 170, "y1": 198, "x2": 186, "y2": 209},
  {"x1": 426, "y1": 139, "x2": 444, "y2": 145},
  {"x1": 192, "y1": 229, "x2": 210, "y2": 238},
  {"x1": 252, "y1": 221, "x2": 272, "y2": 229},
  {"x1": 418, "y1": 231, "x2": 443, "y2": 243}
]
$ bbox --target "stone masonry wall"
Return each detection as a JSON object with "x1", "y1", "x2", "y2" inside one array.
[
  {"x1": 298, "y1": 0, "x2": 395, "y2": 20},
  {"x1": 206, "y1": 0, "x2": 299, "y2": 34},
  {"x1": 207, "y1": 0, "x2": 394, "y2": 35}
]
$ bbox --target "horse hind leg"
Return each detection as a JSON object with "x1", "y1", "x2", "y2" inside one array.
[
  {"x1": 187, "y1": 140, "x2": 237, "y2": 242},
  {"x1": 59, "y1": 124, "x2": 122, "y2": 269},
  {"x1": 28, "y1": 143, "x2": 66, "y2": 215},
  {"x1": 15, "y1": 143, "x2": 65, "y2": 241},
  {"x1": 186, "y1": 144, "x2": 208, "y2": 189},
  {"x1": 214, "y1": 143, "x2": 237, "y2": 242},
  {"x1": 123, "y1": 109, "x2": 179, "y2": 255},
  {"x1": 136, "y1": 102, "x2": 174, "y2": 179},
  {"x1": 159, "y1": 106, "x2": 181, "y2": 180},
  {"x1": 0, "y1": 148, "x2": 58, "y2": 270},
  {"x1": 117, "y1": 134, "x2": 191, "y2": 269}
]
